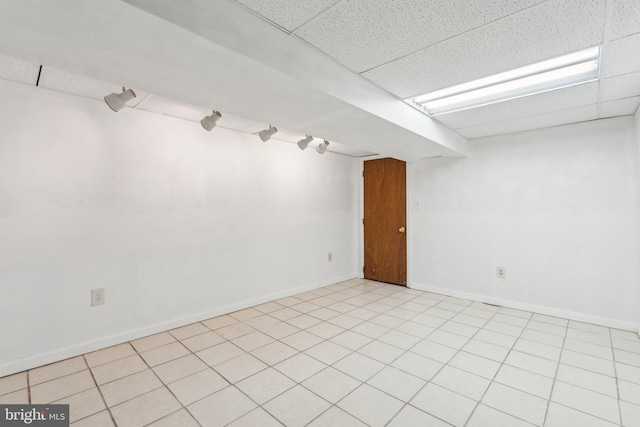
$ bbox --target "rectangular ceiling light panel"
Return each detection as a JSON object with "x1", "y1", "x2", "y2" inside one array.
[{"x1": 407, "y1": 47, "x2": 600, "y2": 116}]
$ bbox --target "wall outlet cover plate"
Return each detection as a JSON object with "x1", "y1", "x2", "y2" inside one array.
[{"x1": 91, "y1": 288, "x2": 105, "y2": 306}]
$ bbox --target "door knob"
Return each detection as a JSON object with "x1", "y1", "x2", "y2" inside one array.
[{"x1": 399, "y1": 226, "x2": 406, "y2": 233}]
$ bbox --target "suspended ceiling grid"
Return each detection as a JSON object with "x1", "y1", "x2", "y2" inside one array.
[
  {"x1": 0, "y1": 0, "x2": 638, "y2": 159},
  {"x1": 236, "y1": 0, "x2": 640, "y2": 138},
  {"x1": 0, "y1": 0, "x2": 469, "y2": 162}
]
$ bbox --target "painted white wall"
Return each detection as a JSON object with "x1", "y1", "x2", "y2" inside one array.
[
  {"x1": 0, "y1": 81, "x2": 358, "y2": 376},
  {"x1": 635, "y1": 109, "x2": 640, "y2": 334},
  {"x1": 410, "y1": 117, "x2": 640, "y2": 330}
]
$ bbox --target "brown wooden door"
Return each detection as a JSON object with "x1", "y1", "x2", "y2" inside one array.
[{"x1": 364, "y1": 158, "x2": 407, "y2": 286}]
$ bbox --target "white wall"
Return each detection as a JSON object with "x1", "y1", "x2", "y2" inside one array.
[
  {"x1": 0, "y1": 81, "x2": 359, "y2": 376},
  {"x1": 410, "y1": 117, "x2": 640, "y2": 330},
  {"x1": 635, "y1": 110, "x2": 640, "y2": 334}
]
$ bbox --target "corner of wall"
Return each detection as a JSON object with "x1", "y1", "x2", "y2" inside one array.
[{"x1": 410, "y1": 281, "x2": 639, "y2": 332}]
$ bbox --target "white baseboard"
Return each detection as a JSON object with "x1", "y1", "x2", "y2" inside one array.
[
  {"x1": 0, "y1": 274, "x2": 356, "y2": 378},
  {"x1": 410, "y1": 282, "x2": 639, "y2": 332}
]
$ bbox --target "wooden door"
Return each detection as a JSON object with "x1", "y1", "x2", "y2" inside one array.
[{"x1": 364, "y1": 158, "x2": 407, "y2": 286}]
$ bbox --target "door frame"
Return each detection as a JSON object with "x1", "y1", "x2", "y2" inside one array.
[{"x1": 357, "y1": 156, "x2": 414, "y2": 287}]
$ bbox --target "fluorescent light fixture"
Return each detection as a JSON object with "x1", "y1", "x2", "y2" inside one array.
[
  {"x1": 406, "y1": 46, "x2": 600, "y2": 116},
  {"x1": 201, "y1": 110, "x2": 221, "y2": 131}
]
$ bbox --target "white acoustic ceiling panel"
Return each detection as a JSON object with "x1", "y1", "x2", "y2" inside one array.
[
  {"x1": 135, "y1": 95, "x2": 211, "y2": 122},
  {"x1": 602, "y1": 33, "x2": 640, "y2": 78},
  {"x1": 293, "y1": 0, "x2": 545, "y2": 73},
  {"x1": 363, "y1": 0, "x2": 604, "y2": 98},
  {"x1": 436, "y1": 82, "x2": 599, "y2": 130},
  {"x1": 600, "y1": 97, "x2": 639, "y2": 118},
  {"x1": 610, "y1": 0, "x2": 640, "y2": 40},
  {"x1": 601, "y1": 72, "x2": 640, "y2": 102},
  {"x1": 0, "y1": 53, "x2": 40, "y2": 85},
  {"x1": 38, "y1": 66, "x2": 148, "y2": 106},
  {"x1": 235, "y1": 0, "x2": 339, "y2": 32},
  {"x1": 456, "y1": 105, "x2": 598, "y2": 139}
]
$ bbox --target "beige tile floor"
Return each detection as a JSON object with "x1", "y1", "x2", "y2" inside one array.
[{"x1": 2, "y1": 279, "x2": 640, "y2": 426}]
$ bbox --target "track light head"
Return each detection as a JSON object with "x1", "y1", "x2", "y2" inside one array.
[
  {"x1": 104, "y1": 88, "x2": 137, "y2": 112},
  {"x1": 258, "y1": 126, "x2": 278, "y2": 142},
  {"x1": 316, "y1": 140, "x2": 329, "y2": 154},
  {"x1": 201, "y1": 111, "x2": 222, "y2": 131},
  {"x1": 297, "y1": 135, "x2": 313, "y2": 150}
]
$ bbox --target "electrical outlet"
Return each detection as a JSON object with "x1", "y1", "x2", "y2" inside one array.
[
  {"x1": 328, "y1": 252, "x2": 332, "y2": 262},
  {"x1": 496, "y1": 267, "x2": 506, "y2": 279},
  {"x1": 91, "y1": 288, "x2": 105, "y2": 306}
]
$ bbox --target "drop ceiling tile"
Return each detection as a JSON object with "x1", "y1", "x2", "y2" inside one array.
[
  {"x1": 0, "y1": 53, "x2": 40, "y2": 85},
  {"x1": 364, "y1": 0, "x2": 604, "y2": 98},
  {"x1": 294, "y1": 0, "x2": 546, "y2": 73},
  {"x1": 135, "y1": 95, "x2": 211, "y2": 122},
  {"x1": 39, "y1": 67, "x2": 148, "y2": 106},
  {"x1": 610, "y1": 0, "x2": 640, "y2": 40},
  {"x1": 599, "y1": 97, "x2": 639, "y2": 118},
  {"x1": 602, "y1": 33, "x2": 640, "y2": 78},
  {"x1": 602, "y1": 72, "x2": 640, "y2": 101},
  {"x1": 457, "y1": 105, "x2": 598, "y2": 139},
  {"x1": 436, "y1": 82, "x2": 599, "y2": 130},
  {"x1": 235, "y1": 0, "x2": 340, "y2": 32}
]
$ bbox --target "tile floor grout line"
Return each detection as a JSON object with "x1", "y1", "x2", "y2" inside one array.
[
  {"x1": 551, "y1": 376, "x2": 622, "y2": 400},
  {"x1": 254, "y1": 280, "x2": 387, "y2": 426},
  {"x1": 91, "y1": 288, "x2": 640, "y2": 424},
  {"x1": 297, "y1": 284, "x2": 434, "y2": 426},
  {"x1": 460, "y1": 305, "x2": 518, "y2": 427},
  {"x1": 389, "y1": 298, "x2": 500, "y2": 426},
  {"x1": 544, "y1": 323, "x2": 632, "y2": 426},
  {"x1": 182, "y1": 294, "x2": 343, "y2": 423},
  {"x1": 463, "y1": 307, "x2": 553, "y2": 427},
  {"x1": 539, "y1": 314, "x2": 567, "y2": 427},
  {"x1": 26, "y1": 363, "x2": 87, "y2": 389},
  {"x1": 4, "y1": 279, "x2": 640, "y2": 426},
  {"x1": 209, "y1": 282, "x2": 365, "y2": 424},
  {"x1": 83, "y1": 354, "x2": 119, "y2": 427},
  {"x1": 610, "y1": 327, "x2": 624, "y2": 427},
  {"x1": 89, "y1": 357, "x2": 148, "y2": 387},
  {"x1": 331, "y1": 294, "x2": 445, "y2": 426},
  {"x1": 372, "y1": 290, "x2": 632, "y2": 422},
  {"x1": 133, "y1": 334, "x2": 200, "y2": 427},
  {"x1": 26, "y1": 370, "x2": 31, "y2": 405},
  {"x1": 549, "y1": 401, "x2": 623, "y2": 426}
]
